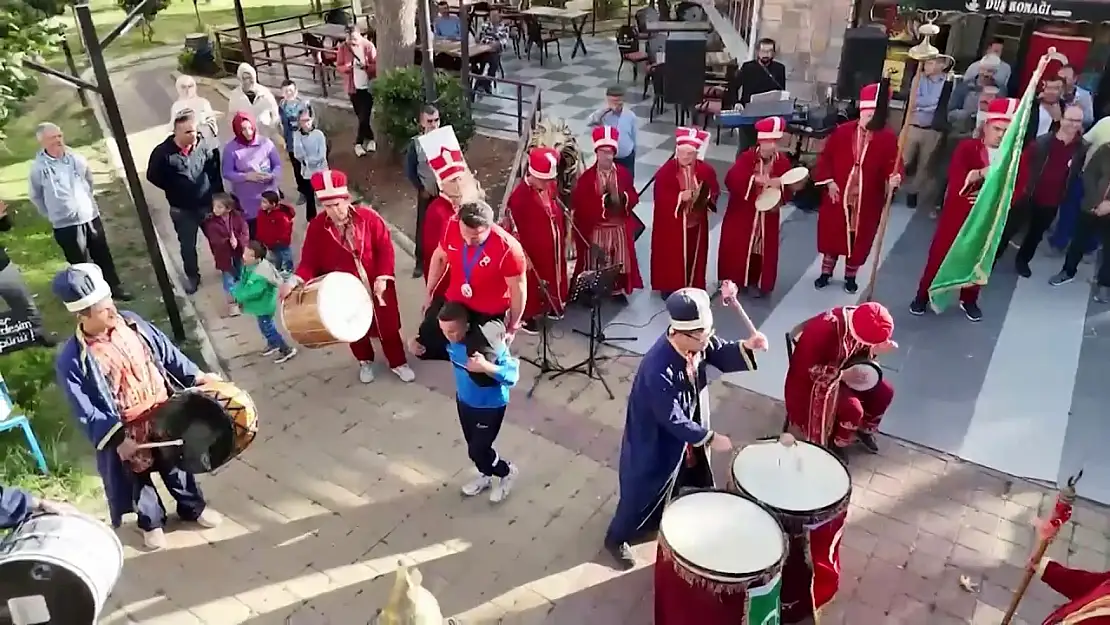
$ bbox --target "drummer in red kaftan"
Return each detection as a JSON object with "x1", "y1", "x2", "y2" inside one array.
[
  {"x1": 1033, "y1": 558, "x2": 1110, "y2": 623},
  {"x1": 783, "y1": 302, "x2": 896, "y2": 463},
  {"x1": 420, "y1": 138, "x2": 470, "y2": 301},
  {"x1": 281, "y1": 169, "x2": 414, "y2": 384},
  {"x1": 719, "y1": 116, "x2": 794, "y2": 297},
  {"x1": 650, "y1": 128, "x2": 720, "y2": 294},
  {"x1": 505, "y1": 147, "x2": 568, "y2": 330},
  {"x1": 570, "y1": 125, "x2": 643, "y2": 296},
  {"x1": 910, "y1": 97, "x2": 1019, "y2": 322},
  {"x1": 813, "y1": 83, "x2": 902, "y2": 293}
]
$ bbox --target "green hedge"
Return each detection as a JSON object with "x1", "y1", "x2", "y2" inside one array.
[{"x1": 372, "y1": 67, "x2": 476, "y2": 154}]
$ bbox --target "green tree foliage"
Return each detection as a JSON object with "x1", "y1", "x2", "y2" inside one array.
[
  {"x1": 0, "y1": 0, "x2": 67, "y2": 139},
  {"x1": 117, "y1": 0, "x2": 171, "y2": 43}
]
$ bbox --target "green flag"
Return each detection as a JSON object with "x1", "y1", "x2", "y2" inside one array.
[
  {"x1": 747, "y1": 572, "x2": 782, "y2": 625},
  {"x1": 927, "y1": 58, "x2": 1052, "y2": 311}
]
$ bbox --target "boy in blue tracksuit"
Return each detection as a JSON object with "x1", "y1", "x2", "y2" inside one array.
[{"x1": 409, "y1": 301, "x2": 520, "y2": 503}]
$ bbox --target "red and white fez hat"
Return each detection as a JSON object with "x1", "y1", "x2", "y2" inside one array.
[
  {"x1": 675, "y1": 126, "x2": 708, "y2": 152},
  {"x1": 985, "y1": 97, "x2": 1020, "y2": 124},
  {"x1": 528, "y1": 147, "x2": 559, "y2": 180},
  {"x1": 755, "y1": 116, "x2": 787, "y2": 142},
  {"x1": 859, "y1": 82, "x2": 884, "y2": 111},
  {"x1": 592, "y1": 125, "x2": 619, "y2": 152},
  {"x1": 311, "y1": 169, "x2": 349, "y2": 201},
  {"x1": 847, "y1": 302, "x2": 894, "y2": 346},
  {"x1": 418, "y1": 126, "x2": 468, "y2": 185}
]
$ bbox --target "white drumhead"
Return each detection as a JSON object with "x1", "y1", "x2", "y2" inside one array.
[
  {"x1": 843, "y1": 362, "x2": 882, "y2": 391},
  {"x1": 781, "y1": 167, "x2": 809, "y2": 186},
  {"x1": 660, "y1": 491, "x2": 784, "y2": 576},
  {"x1": 754, "y1": 188, "x2": 782, "y2": 212},
  {"x1": 316, "y1": 272, "x2": 374, "y2": 342},
  {"x1": 732, "y1": 440, "x2": 850, "y2": 513}
]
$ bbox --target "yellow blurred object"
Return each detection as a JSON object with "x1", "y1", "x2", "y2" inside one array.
[{"x1": 373, "y1": 564, "x2": 444, "y2": 625}]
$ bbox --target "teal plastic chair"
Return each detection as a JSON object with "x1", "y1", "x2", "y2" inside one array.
[{"x1": 0, "y1": 373, "x2": 48, "y2": 474}]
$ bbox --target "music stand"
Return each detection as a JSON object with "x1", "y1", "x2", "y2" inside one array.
[{"x1": 523, "y1": 279, "x2": 568, "y2": 397}]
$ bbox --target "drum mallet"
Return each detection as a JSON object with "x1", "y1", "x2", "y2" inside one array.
[
  {"x1": 134, "y1": 439, "x2": 185, "y2": 450},
  {"x1": 718, "y1": 280, "x2": 760, "y2": 342}
]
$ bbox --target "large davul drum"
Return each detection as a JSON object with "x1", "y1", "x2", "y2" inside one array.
[
  {"x1": 0, "y1": 513, "x2": 124, "y2": 624},
  {"x1": 151, "y1": 380, "x2": 259, "y2": 474},
  {"x1": 731, "y1": 437, "x2": 852, "y2": 624},
  {"x1": 281, "y1": 272, "x2": 374, "y2": 348},
  {"x1": 655, "y1": 490, "x2": 785, "y2": 625}
]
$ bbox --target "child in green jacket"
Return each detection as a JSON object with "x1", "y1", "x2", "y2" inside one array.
[{"x1": 232, "y1": 241, "x2": 297, "y2": 363}]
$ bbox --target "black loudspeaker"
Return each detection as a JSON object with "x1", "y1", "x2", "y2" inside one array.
[
  {"x1": 836, "y1": 27, "x2": 888, "y2": 100},
  {"x1": 663, "y1": 33, "x2": 708, "y2": 106}
]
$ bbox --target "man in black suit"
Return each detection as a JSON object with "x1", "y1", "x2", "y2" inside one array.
[{"x1": 734, "y1": 38, "x2": 787, "y2": 149}]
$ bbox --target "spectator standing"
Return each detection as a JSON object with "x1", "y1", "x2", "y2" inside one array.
[
  {"x1": 201, "y1": 193, "x2": 250, "y2": 317},
  {"x1": 170, "y1": 75, "x2": 218, "y2": 145},
  {"x1": 227, "y1": 64, "x2": 281, "y2": 143},
  {"x1": 277, "y1": 80, "x2": 312, "y2": 203},
  {"x1": 146, "y1": 109, "x2": 225, "y2": 294},
  {"x1": 291, "y1": 108, "x2": 328, "y2": 222},
  {"x1": 1049, "y1": 141, "x2": 1110, "y2": 302},
  {"x1": 1058, "y1": 64, "x2": 1095, "y2": 128},
  {"x1": 901, "y1": 57, "x2": 948, "y2": 211},
  {"x1": 0, "y1": 201, "x2": 53, "y2": 346},
  {"x1": 433, "y1": 1, "x2": 462, "y2": 40},
  {"x1": 223, "y1": 111, "x2": 282, "y2": 238},
  {"x1": 1028, "y1": 75, "x2": 1066, "y2": 141},
  {"x1": 29, "y1": 122, "x2": 132, "y2": 301},
  {"x1": 336, "y1": 25, "x2": 378, "y2": 156},
  {"x1": 476, "y1": 9, "x2": 511, "y2": 93},
  {"x1": 963, "y1": 38, "x2": 1013, "y2": 91},
  {"x1": 587, "y1": 86, "x2": 638, "y2": 178},
  {"x1": 256, "y1": 190, "x2": 296, "y2": 273},
  {"x1": 405, "y1": 105, "x2": 442, "y2": 278}
]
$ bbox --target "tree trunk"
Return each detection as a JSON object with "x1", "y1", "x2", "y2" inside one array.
[{"x1": 374, "y1": 0, "x2": 417, "y2": 73}]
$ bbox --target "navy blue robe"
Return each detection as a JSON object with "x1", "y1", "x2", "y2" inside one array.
[
  {"x1": 605, "y1": 334, "x2": 756, "y2": 545},
  {"x1": 55, "y1": 312, "x2": 201, "y2": 528},
  {"x1": 0, "y1": 484, "x2": 33, "y2": 529}
]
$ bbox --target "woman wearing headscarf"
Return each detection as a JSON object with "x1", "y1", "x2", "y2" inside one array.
[
  {"x1": 1048, "y1": 116, "x2": 1110, "y2": 254},
  {"x1": 227, "y1": 63, "x2": 281, "y2": 144},
  {"x1": 222, "y1": 111, "x2": 282, "y2": 237},
  {"x1": 170, "y1": 75, "x2": 218, "y2": 143}
]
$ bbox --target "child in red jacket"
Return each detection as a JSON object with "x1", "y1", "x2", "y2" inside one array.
[
  {"x1": 202, "y1": 193, "x2": 250, "y2": 316},
  {"x1": 255, "y1": 190, "x2": 295, "y2": 273}
]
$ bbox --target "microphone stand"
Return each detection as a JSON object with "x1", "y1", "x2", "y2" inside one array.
[
  {"x1": 523, "y1": 276, "x2": 568, "y2": 398},
  {"x1": 549, "y1": 250, "x2": 625, "y2": 399}
]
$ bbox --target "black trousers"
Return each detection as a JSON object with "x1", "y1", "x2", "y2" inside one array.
[
  {"x1": 349, "y1": 88, "x2": 375, "y2": 144},
  {"x1": 417, "y1": 296, "x2": 506, "y2": 386},
  {"x1": 53, "y1": 217, "x2": 122, "y2": 288},
  {"x1": 168, "y1": 208, "x2": 202, "y2": 281},
  {"x1": 997, "y1": 200, "x2": 1058, "y2": 266},
  {"x1": 615, "y1": 153, "x2": 636, "y2": 180},
  {"x1": 1062, "y1": 211, "x2": 1110, "y2": 286},
  {"x1": 288, "y1": 151, "x2": 308, "y2": 193},
  {"x1": 456, "y1": 399, "x2": 511, "y2": 478},
  {"x1": 414, "y1": 192, "x2": 432, "y2": 263},
  {"x1": 132, "y1": 453, "x2": 206, "y2": 531}
]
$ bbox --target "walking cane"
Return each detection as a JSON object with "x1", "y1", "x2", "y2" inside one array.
[{"x1": 1001, "y1": 470, "x2": 1084, "y2": 625}]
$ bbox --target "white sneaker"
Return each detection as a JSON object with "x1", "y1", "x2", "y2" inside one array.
[
  {"x1": 358, "y1": 361, "x2": 375, "y2": 383},
  {"x1": 461, "y1": 473, "x2": 493, "y2": 497},
  {"x1": 274, "y1": 348, "x2": 297, "y2": 364},
  {"x1": 354, "y1": 143, "x2": 367, "y2": 157},
  {"x1": 261, "y1": 347, "x2": 281, "y2": 357},
  {"x1": 364, "y1": 140, "x2": 377, "y2": 153},
  {"x1": 490, "y1": 463, "x2": 518, "y2": 503},
  {"x1": 195, "y1": 508, "x2": 223, "y2": 528},
  {"x1": 391, "y1": 364, "x2": 415, "y2": 383},
  {"x1": 143, "y1": 527, "x2": 167, "y2": 550}
]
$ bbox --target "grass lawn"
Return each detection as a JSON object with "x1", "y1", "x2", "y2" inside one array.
[
  {"x1": 61, "y1": 0, "x2": 332, "y2": 62},
  {"x1": 0, "y1": 81, "x2": 205, "y2": 509}
]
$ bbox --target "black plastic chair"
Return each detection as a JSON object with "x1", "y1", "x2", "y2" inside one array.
[
  {"x1": 616, "y1": 25, "x2": 649, "y2": 81},
  {"x1": 524, "y1": 16, "x2": 561, "y2": 65}
]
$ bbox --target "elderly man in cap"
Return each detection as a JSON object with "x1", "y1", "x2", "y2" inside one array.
[
  {"x1": 53, "y1": 263, "x2": 223, "y2": 550},
  {"x1": 604, "y1": 280, "x2": 767, "y2": 569},
  {"x1": 587, "y1": 85, "x2": 639, "y2": 178}
]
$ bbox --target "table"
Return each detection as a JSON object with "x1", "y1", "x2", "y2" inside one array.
[
  {"x1": 706, "y1": 51, "x2": 734, "y2": 67},
  {"x1": 522, "y1": 7, "x2": 591, "y2": 58},
  {"x1": 302, "y1": 22, "x2": 362, "y2": 41},
  {"x1": 644, "y1": 20, "x2": 712, "y2": 32},
  {"x1": 433, "y1": 40, "x2": 496, "y2": 58}
]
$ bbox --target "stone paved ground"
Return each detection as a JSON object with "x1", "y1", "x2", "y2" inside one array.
[{"x1": 84, "y1": 60, "x2": 1110, "y2": 624}]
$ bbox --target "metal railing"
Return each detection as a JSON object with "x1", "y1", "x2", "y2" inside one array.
[
  {"x1": 497, "y1": 85, "x2": 543, "y2": 220},
  {"x1": 213, "y1": 8, "x2": 372, "y2": 40},
  {"x1": 723, "y1": 0, "x2": 760, "y2": 49}
]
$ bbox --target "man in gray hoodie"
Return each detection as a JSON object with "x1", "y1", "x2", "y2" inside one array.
[{"x1": 28, "y1": 122, "x2": 132, "y2": 300}]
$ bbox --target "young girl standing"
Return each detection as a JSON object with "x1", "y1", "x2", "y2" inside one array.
[{"x1": 202, "y1": 193, "x2": 250, "y2": 316}]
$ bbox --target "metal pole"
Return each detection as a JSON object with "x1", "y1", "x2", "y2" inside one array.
[
  {"x1": 233, "y1": 0, "x2": 255, "y2": 66},
  {"x1": 417, "y1": 0, "x2": 437, "y2": 101},
  {"x1": 460, "y1": 1, "x2": 471, "y2": 104},
  {"x1": 100, "y1": 0, "x2": 154, "y2": 50},
  {"x1": 61, "y1": 41, "x2": 89, "y2": 108},
  {"x1": 73, "y1": 0, "x2": 187, "y2": 341}
]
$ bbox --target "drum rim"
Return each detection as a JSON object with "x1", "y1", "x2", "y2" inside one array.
[
  {"x1": 659, "y1": 489, "x2": 788, "y2": 582},
  {"x1": 780, "y1": 167, "x2": 809, "y2": 185},
  {"x1": 730, "y1": 438, "x2": 852, "y2": 517},
  {"x1": 755, "y1": 187, "x2": 782, "y2": 212},
  {"x1": 841, "y1": 359, "x2": 884, "y2": 391}
]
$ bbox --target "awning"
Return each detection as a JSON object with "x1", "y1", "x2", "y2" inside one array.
[{"x1": 918, "y1": 0, "x2": 1110, "y2": 22}]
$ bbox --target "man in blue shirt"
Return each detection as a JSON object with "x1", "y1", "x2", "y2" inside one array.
[
  {"x1": 0, "y1": 484, "x2": 75, "y2": 529},
  {"x1": 901, "y1": 57, "x2": 948, "y2": 211},
  {"x1": 588, "y1": 86, "x2": 639, "y2": 177},
  {"x1": 433, "y1": 1, "x2": 463, "y2": 41},
  {"x1": 408, "y1": 301, "x2": 520, "y2": 502}
]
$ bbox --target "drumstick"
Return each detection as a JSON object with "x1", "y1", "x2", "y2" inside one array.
[
  {"x1": 720, "y1": 287, "x2": 758, "y2": 338},
  {"x1": 134, "y1": 439, "x2": 185, "y2": 450}
]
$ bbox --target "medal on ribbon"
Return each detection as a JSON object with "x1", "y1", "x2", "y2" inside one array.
[{"x1": 460, "y1": 240, "x2": 487, "y2": 299}]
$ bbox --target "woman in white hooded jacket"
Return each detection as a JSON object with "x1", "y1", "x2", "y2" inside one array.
[
  {"x1": 170, "y1": 75, "x2": 219, "y2": 142},
  {"x1": 227, "y1": 63, "x2": 281, "y2": 145}
]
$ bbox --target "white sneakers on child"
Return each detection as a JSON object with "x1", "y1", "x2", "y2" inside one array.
[
  {"x1": 358, "y1": 362, "x2": 415, "y2": 383},
  {"x1": 460, "y1": 464, "x2": 519, "y2": 503},
  {"x1": 142, "y1": 509, "x2": 223, "y2": 550}
]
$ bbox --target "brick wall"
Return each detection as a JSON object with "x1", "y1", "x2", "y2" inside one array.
[{"x1": 757, "y1": 0, "x2": 854, "y2": 102}]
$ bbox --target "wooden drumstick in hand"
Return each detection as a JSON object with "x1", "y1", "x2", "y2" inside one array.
[{"x1": 719, "y1": 280, "x2": 766, "y2": 350}]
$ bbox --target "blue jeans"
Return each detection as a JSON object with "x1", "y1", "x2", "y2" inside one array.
[
  {"x1": 257, "y1": 315, "x2": 289, "y2": 351},
  {"x1": 221, "y1": 257, "x2": 243, "y2": 295},
  {"x1": 270, "y1": 245, "x2": 294, "y2": 273}
]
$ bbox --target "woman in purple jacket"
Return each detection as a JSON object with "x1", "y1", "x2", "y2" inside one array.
[{"x1": 222, "y1": 110, "x2": 282, "y2": 237}]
